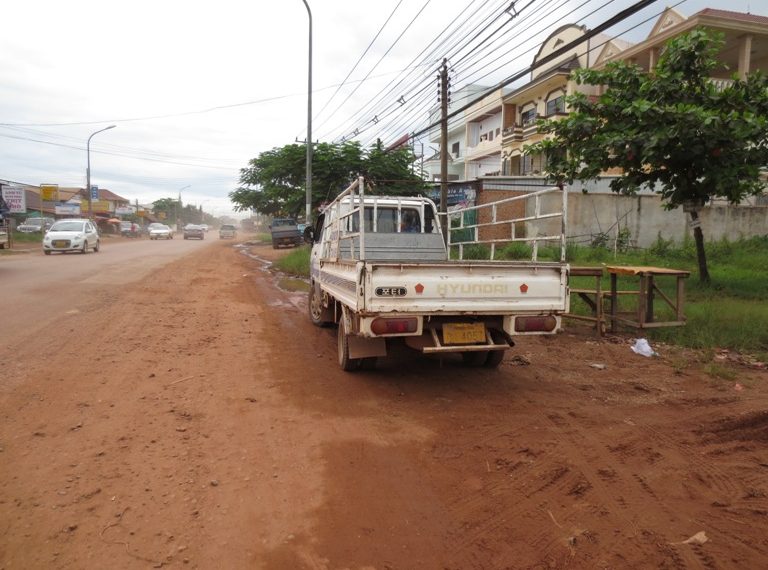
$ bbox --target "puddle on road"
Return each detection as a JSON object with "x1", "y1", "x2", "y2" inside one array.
[{"x1": 238, "y1": 246, "x2": 309, "y2": 307}]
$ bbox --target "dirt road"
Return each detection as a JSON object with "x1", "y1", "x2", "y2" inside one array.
[{"x1": 1, "y1": 241, "x2": 766, "y2": 569}]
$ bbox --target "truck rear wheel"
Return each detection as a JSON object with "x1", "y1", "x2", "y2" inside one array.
[
  {"x1": 484, "y1": 330, "x2": 511, "y2": 368},
  {"x1": 308, "y1": 285, "x2": 332, "y2": 327},
  {"x1": 338, "y1": 320, "x2": 361, "y2": 371}
]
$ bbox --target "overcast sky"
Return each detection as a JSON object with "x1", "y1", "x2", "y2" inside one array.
[{"x1": 0, "y1": 0, "x2": 763, "y2": 218}]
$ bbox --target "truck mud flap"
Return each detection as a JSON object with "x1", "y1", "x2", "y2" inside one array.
[{"x1": 348, "y1": 336, "x2": 387, "y2": 359}]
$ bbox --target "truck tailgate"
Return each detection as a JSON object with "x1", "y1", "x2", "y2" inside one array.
[{"x1": 364, "y1": 262, "x2": 568, "y2": 314}]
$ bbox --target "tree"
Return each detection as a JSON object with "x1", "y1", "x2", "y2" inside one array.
[
  {"x1": 230, "y1": 140, "x2": 426, "y2": 218},
  {"x1": 526, "y1": 29, "x2": 768, "y2": 283},
  {"x1": 151, "y1": 197, "x2": 179, "y2": 223}
]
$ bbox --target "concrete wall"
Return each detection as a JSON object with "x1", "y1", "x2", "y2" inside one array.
[{"x1": 476, "y1": 177, "x2": 768, "y2": 248}]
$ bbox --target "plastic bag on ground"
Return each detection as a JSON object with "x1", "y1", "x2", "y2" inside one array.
[{"x1": 631, "y1": 338, "x2": 658, "y2": 357}]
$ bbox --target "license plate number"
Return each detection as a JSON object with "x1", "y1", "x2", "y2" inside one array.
[
  {"x1": 443, "y1": 322, "x2": 486, "y2": 344},
  {"x1": 53, "y1": 240, "x2": 67, "y2": 247}
]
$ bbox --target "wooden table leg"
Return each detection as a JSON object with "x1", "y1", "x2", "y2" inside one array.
[
  {"x1": 610, "y1": 273, "x2": 617, "y2": 333},
  {"x1": 646, "y1": 275, "x2": 655, "y2": 323}
]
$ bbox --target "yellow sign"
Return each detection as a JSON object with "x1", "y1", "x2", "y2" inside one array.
[
  {"x1": 80, "y1": 199, "x2": 110, "y2": 213},
  {"x1": 40, "y1": 184, "x2": 58, "y2": 201},
  {"x1": 158, "y1": 211, "x2": 166, "y2": 219}
]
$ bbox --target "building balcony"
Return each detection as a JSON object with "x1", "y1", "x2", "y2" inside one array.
[{"x1": 465, "y1": 139, "x2": 501, "y2": 161}]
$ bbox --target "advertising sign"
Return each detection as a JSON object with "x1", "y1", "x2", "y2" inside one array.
[
  {"x1": 90, "y1": 185, "x2": 99, "y2": 200},
  {"x1": 1, "y1": 186, "x2": 26, "y2": 213},
  {"x1": 40, "y1": 184, "x2": 58, "y2": 201},
  {"x1": 55, "y1": 203, "x2": 81, "y2": 215},
  {"x1": 80, "y1": 199, "x2": 110, "y2": 213},
  {"x1": 115, "y1": 205, "x2": 136, "y2": 215}
]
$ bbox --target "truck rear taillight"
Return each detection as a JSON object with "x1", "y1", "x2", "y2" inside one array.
[
  {"x1": 371, "y1": 317, "x2": 418, "y2": 335},
  {"x1": 514, "y1": 316, "x2": 557, "y2": 333}
]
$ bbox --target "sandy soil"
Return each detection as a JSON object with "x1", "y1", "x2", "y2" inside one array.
[{"x1": 1, "y1": 241, "x2": 766, "y2": 569}]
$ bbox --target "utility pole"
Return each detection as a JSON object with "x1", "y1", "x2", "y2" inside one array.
[{"x1": 439, "y1": 58, "x2": 449, "y2": 244}]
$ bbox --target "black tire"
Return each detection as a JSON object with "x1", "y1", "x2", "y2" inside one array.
[
  {"x1": 94, "y1": 240, "x2": 100, "y2": 253},
  {"x1": 360, "y1": 357, "x2": 377, "y2": 370},
  {"x1": 81, "y1": 242, "x2": 88, "y2": 254},
  {"x1": 462, "y1": 351, "x2": 488, "y2": 367},
  {"x1": 308, "y1": 285, "x2": 332, "y2": 327},
  {"x1": 338, "y1": 319, "x2": 361, "y2": 371},
  {"x1": 484, "y1": 330, "x2": 510, "y2": 368},
  {"x1": 44, "y1": 250, "x2": 51, "y2": 255}
]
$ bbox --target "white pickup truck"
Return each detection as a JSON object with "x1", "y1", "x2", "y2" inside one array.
[{"x1": 306, "y1": 177, "x2": 570, "y2": 371}]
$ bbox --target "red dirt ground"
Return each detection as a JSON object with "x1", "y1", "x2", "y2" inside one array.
[{"x1": 1, "y1": 241, "x2": 766, "y2": 569}]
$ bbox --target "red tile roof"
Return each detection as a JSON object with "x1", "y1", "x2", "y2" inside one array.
[{"x1": 695, "y1": 8, "x2": 768, "y2": 26}]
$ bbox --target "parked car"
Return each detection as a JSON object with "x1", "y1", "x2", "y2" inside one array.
[
  {"x1": 42, "y1": 219, "x2": 100, "y2": 254},
  {"x1": 18, "y1": 217, "x2": 55, "y2": 233},
  {"x1": 183, "y1": 224, "x2": 205, "y2": 240},
  {"x1": 149, "y1": 224, "x2": 173, "y2": 240},
  {"x1": 219, "y1": 224, "x2": 237, "y2": 239},
  {"x1": 120, "y1": 221, "x2": 141, "y2": 237}
]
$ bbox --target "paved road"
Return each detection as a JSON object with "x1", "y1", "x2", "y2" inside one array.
[{"x1": 0, "y1": 235, "x2": 212, "y2": 349}]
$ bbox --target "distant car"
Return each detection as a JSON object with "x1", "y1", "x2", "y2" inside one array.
[
  {"x1": 199, "y1": 224, "x2": 209, "y2": 232},
  {"x1": 42, "y1": 219, "x2": 100, "y2": 254},
  {"x1": 219, "y1": 224, "x2": 237, "y2": 239},
  {"x1": 149, "y1": 224, "x2": 173, "y2": 240},
  {"x1": 18, "y1": 217, "x2": 55, "y2": 233},
  {"x1": 120, "y1": 220, "x2": 141, "y2": 237},
  {"x1": 183, "y1": 224, "x2": 205, "y2": 240}
]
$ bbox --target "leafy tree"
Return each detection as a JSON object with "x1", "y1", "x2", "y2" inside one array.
[
  {"x1": 526, "y1": 29, "x2": 768, "y2": 283},
  {"x1": 151, "y1": 197, "x2": 180, "y2": 223},
  {"x1": 230, "y1": 140, "x2": 426, "y2": 219}
]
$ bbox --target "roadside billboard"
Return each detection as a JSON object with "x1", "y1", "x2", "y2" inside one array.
[
  {"x1": 1, "y1": 186, "x2": 26, "y2": 213},
  {"x1": 40, "y1": 184, "x2": 58, "y2": 201},
  {"x1": 115, "y1": 205, "x2": 136, "y2": 215},
  {"x1": 55, "y1": 203, "x2": 81, "y2": 215}
]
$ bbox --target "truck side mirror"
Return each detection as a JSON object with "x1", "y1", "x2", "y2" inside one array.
[{"x1": 303, "y1": 226, "x2": 314, "y2": 243}]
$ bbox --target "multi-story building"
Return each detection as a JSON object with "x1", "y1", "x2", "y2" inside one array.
[{"x1": 424, "y1": 84, "x2": 488, "y2": 181}]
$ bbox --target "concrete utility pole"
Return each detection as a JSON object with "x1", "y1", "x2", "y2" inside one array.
[
  {"x1": 301, "y1": 0, "x2": 313, "y2": 224},
  {"x1": 439, "y1": 58, "x2": 449, "y2": 244}
]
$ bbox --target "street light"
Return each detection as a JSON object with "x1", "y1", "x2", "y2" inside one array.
[
  {"x1": 301, "y1": 0, "x2": 312, "y2": 224},
  {"x1": 177, "y1": 185, "x2": 190, "y2": 231},
  {"x1": 86, "y1": 125, "x2": 116, "y2": 220}
]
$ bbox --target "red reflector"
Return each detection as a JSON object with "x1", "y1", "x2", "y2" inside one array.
[
  {"x1": 371, "y1": 317, "x2": 418, "y2": 335},
  {"x1": 514, "y1": 316, "x2": 557, "y2": 333}
]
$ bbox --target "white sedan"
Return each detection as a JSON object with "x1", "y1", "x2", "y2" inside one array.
[
  {"x1": 42, "y1": 219, "x2": 100, "y2": 255},
  {"x1": 149, "y1": 224, "x2": 174, "y2": 240}
]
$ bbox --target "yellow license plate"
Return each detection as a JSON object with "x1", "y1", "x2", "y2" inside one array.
[
  {"x1": 443, "y1": 323, "x2": 486, "y2": 344},
  {"x1": 53, "y1": 240, "x2": 67, "y2": 247}
]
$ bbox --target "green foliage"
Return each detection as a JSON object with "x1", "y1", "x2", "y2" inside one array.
[
  {"x1": 567, "y1": 236, "x2": 768, "y2": 355},
  {"x1": 526, "y1": 29, "x2": 768, "y2": 282},
  {"x1": 272, "y1": 246, "x2": 310, "y2": 278},
  {"x1": 231, "y1": 140, "x2": 427, "y2": 218},
  {"x1": 498, "y1": 241, "x2": 533, "y2": 260},
  {"x1": 528, "y1": 29, "x2": 768, "y2": 209}
]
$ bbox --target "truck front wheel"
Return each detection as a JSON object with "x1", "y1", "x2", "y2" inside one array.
[
  {"x1": 308, "y1": 285, "x2": 332, "y2": 327},
  {"x1": 338, "y1": 320, "x2": 361, "y2": 371}
]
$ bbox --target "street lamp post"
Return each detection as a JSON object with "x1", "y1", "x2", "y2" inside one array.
[
  {"x1": 86, "y1": 125, "x2": 116, "y2": 220},
  {"x1": 177, "y1": 185, "x2": 190, "y2": 231},
  {"x1": 301, "y1": 0, "x2": 312, "y2": 224}
]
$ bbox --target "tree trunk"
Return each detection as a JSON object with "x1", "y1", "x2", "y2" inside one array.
[{"x1": 689, "y1": 210, "x2": 710, "y2": 284}]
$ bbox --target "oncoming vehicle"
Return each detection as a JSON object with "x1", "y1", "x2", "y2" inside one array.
[
  {"x1": 149, "y1": 224, "x2": 173, "y2": 240},
  {"x1": 18, "y1": 217, "x2": 55, "y2": 233},
  {"x1": 43, "y1": 219, "x2": 100, "y2": 255},
  {"x1": 183, "y1": 224, "x2": 205, "y2": 240},
  {"x1": 219, "y1": 224, "x2": 237, "y2": 239}
]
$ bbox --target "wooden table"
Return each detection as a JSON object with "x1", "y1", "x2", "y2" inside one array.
[
  {"x1": 605, "y1": 266, "x2": 690, "y2": 333},
  {"x1": 566, "y1": 266, "x2": 606, "y2": 334}
]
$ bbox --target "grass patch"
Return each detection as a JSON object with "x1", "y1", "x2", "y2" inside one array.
[
  {"x1": 11, "y1": 231, "x2": 43, "y2": 244},
  {"x1": 273, "y1": 246, "x2": 310, "y2": 278},
  {"x1": 568, "y1": 235, "x2": 768, "y2": 356}
]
